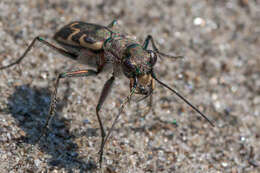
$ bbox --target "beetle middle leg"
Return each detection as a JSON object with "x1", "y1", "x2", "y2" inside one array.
[
  {"x1": 96, "y1": 75, "x2": 115, "y2": 168},
  {"x1": 36, "y1": 69, "x2": 100, "y2": 142},
  {"x1": 37, "y1": 67, "x2": 116, "y2": 168}
]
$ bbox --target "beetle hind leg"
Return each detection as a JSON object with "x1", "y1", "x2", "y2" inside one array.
[{"x1": 0, "y1": 36, "x2": 77, "y2": 70}]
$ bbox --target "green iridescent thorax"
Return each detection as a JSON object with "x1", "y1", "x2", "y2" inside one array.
[
  {"x1": 103, "y1": 34, "x2": 136, "y2": 59},
  {"x1": 124, "y1": 44, "x2": 151, "y2": 75},
  {"x1": 103, "y1": 32, "x2": 152, "y2": 78}
]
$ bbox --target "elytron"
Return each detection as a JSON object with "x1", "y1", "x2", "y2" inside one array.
[{"x1": 0, "y1": 20, "x2": 214, "y2": 168}]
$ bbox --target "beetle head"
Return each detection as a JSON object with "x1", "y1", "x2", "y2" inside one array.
[
  {"x1": 122, "y1": 44, "x2": 157, "y2": 96},
  {"x1": 121, "y1": 42, "x2": 214, "y2": 127}
]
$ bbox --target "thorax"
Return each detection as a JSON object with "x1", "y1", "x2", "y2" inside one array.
[{"x1": 103, "y1": 33, "x2": 138, "y2": 63}]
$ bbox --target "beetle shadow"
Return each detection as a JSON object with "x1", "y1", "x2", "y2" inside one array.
[{"x1": 3, "y1": 84, "x2": 98, "y2": 172}]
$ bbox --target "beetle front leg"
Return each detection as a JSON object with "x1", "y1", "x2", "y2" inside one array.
[
  {"x1": 141, "y1": 94, "x2": 154, "y2": 117},
  {"x1": 96, "y1": 75, "x2": 115, "y2": 168}
]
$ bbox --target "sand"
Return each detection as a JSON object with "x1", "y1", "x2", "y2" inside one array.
[{"x1": 0, "y1": 0, "x2": 259, "y2": 172}]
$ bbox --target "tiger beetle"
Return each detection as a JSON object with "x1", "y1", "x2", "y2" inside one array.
[{"x1": 0, "y1": 19, "x2": 214, "y2": 168}]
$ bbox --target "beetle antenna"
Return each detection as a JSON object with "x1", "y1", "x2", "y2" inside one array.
[
  {"x1": 157, "y1": 52, "x2": 184, "y2": 59},
  {"x1": 151, "y1": 72, "x2": 214, "y2": 127}
]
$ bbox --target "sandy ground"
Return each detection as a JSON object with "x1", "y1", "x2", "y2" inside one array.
[{"x1": 0, "y1": 0, "x2": 260, "y2": 172}]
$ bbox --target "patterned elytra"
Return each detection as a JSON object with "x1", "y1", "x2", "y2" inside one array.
[{"x1": 54, "y1": 21, "x2": 111, "y2": 50}]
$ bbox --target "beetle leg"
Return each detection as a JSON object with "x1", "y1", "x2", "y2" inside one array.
[
  {"x1": 135, "y1": 92, "x2": 154, "y2": 117},
  {"x1": 142, "y1": 35, "x2": 183, "y2": 59},
  {"x1": 99, "y1": 84, "x2": 136, "y2": 167},
  {"x1": 107, "y1": 19, "x2": 118, "y2": 28},
  {"x1": 0, "y1": 36, "x2": 77, "y2": 70},
  {"x1": 141, "y1": 94, "x2": 154, "y2": 117},
  {"x1": 36, "y1": 69, "x2": 99, "y2": 142},
  {"x1": 99, "y1": 79, "x2": 137, "y2": 168},
  {"x1": 96, "y1": 75, "x2": 115, "y2": 168},
  {"x1": 142, "y1": 35, "x2": 153, "y2": 50}
]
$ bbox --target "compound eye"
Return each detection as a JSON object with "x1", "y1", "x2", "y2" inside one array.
[
  {"x1": 124, "y1": 59, "x2": 135, "y2": 70},
  {"x1": 123, "y1": 59, "x2": 137, "y2": 78},
  {"x1": 148, "y1": 50, "x2": 157, "y2": 66}
]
